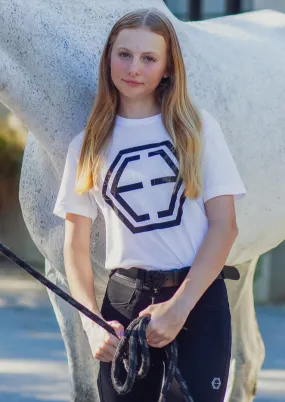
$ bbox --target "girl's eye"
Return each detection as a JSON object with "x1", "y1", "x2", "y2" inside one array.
[
  {"x1": 119, "y1": 52, "x2": 130, "y2": 58},
  {"x1": 118, "y1": 52, "x2": 155, "y2": 62},
  {"x1": 145, "y1": 56, "x2": 156, "y2": 62}
]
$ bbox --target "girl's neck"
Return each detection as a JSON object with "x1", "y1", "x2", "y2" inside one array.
[{"x1": 117, "y1": 99, "x2": 161, "y2": 119}]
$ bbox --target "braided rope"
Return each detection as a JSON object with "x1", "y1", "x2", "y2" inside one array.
[{"x1": 111, "y1": 315, "x2": 195, "y2": 402}]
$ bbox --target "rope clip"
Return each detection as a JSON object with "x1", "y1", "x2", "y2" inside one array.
[{"x1": 146, "y1": 270, "x2": 165, "y2": 298}]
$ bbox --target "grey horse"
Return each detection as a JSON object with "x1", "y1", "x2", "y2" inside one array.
[{"x1": 1, "y1": 0, "x2": 285, "y2": 401}]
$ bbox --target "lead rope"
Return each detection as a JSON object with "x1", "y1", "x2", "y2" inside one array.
[
  {"x1": 0, "y1": 242, "x2": 194, "y2": 401},
  {"x1": 111, "y1": 315, "x2": 194, "y2": 402}
]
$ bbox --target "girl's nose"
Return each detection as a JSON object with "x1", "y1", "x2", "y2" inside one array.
[{"x1": 128, "y1": 59, "x2": 141, "y2": 74}]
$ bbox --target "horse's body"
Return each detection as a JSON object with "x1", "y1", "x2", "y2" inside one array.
[{"x1": 1, "y1": 1, "x2": 285, "y2": 400}]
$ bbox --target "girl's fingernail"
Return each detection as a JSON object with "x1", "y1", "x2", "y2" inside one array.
[{"x1": 119, "y1": 331, "x2": 124, "y2": 337}]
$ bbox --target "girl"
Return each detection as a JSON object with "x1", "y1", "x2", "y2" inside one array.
[{"x1": 53, "y1": 7, "x2": 246, "y2": 402}]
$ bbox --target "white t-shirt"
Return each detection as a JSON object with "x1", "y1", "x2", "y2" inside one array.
[{"x1": 53, "y1": 109, "x2": 246, "y2": 271}]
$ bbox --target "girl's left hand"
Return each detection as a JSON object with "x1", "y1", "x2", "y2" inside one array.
[{"x1": 138, "y1": 298, "x2": 189, "y2": 348}]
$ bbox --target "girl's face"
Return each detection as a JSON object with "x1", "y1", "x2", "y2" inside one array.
[{"x1": 110, "y1": 27, "x2": 169, "y2": 100}]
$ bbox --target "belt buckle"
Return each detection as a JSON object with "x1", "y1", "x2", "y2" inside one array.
[{"x1": 145, "y1": 270, "x2": 165, "y2": 296}]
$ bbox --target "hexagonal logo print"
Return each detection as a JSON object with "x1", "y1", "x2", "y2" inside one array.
[
  {"x1": 211, "y1": 377, "x2": 222, "y2": 390},
  {"x1": 102, "y1": 140, "x2": 187, "y2": 233}
]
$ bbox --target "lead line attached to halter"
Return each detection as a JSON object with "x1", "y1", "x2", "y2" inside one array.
[{"x1": 0, "y1": 242, "x2": 194, "y2": 401}]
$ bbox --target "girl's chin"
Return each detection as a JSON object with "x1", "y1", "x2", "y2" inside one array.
[{"x1": 117, "y1": 88, "x2": 145, "y2": 97}]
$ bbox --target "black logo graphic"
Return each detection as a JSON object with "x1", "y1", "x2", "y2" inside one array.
[{"x1": 102, "y1": 140, "x2": 186, "y2": 233}]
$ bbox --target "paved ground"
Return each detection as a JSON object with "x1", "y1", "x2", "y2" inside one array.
[{"x1": 0, "y1": 261, "x2": 284, "y2": 402}]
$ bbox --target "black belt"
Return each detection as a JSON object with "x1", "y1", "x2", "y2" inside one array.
[{"x1": 109, "y1": 265, "x2": 240, "y2": 294}]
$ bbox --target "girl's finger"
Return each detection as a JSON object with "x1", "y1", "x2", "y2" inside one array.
[
  {"x1": 145, "y1": 324, "x2": 156, "y2": 338},
  {"x1": 108, "y1": 320, "x2": 124, "y2": 330},
  {"x1": 146, "y1": 329, "x2": 165, "y2": 341},
  {"x1": 108, "y1": 321, "x2": 125, "y2": 338},
  {"x1": 97, "y1": 347, "x2": 115, "y2": 361},
  {"x1": 95, "y1": 353, "x2": 113, "y2": 362},
  {"x1": 147, "y1": 335, "x2": 162, "y2": 343},
  {"x1": 149, "y1": 340, "x2": 167, "y2": 348},
  {"x1": 101, "y1": 342, "x2": 117, "y2": 355}
]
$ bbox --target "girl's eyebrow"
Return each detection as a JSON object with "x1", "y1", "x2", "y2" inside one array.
[{"x1": 116, "y1": 46, "x2": 159, "y2": 56}]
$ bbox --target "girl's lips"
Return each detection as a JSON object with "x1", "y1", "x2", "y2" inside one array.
[{"x1": 123, "y1": 80, "x2": 143, "y2": 86}]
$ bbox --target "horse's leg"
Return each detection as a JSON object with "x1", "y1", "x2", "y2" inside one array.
[
  {"x1": 45, "y1": 259, "x2": 100, "y2": 401},
  {"x1": 226, "y1": 257, "x2": 265, "y2": 402}
]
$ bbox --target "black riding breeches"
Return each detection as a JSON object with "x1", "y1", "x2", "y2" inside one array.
[{"x1": 97, "y1": 274, "x2": 232, "y2": 402}]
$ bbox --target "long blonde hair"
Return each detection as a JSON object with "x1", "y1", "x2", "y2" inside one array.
[{"x1": 75, "y1": 7, "x2": 203, "y2": 199}]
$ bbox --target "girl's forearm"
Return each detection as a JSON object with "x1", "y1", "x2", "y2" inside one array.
[
  {"x1": 171, "y1": 224, "x2": 238, "y2": 316},
  {"x1": 63, "y1": 245, "x2": 103, "y2": 320}
]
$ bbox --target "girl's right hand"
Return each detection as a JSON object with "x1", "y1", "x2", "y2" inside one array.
[
  {"x1": 80, "y1": 314, "x2": 124, "y2": 362},
  {"x1": 90, "y1": 320, "x2": 125, "y2": 362}
]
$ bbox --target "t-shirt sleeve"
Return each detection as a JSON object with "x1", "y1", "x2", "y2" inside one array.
[
  {"x1": 53, "y1": 142, "x2": 98, "y2": 223},
  {"x1": 201, "y1": 110, "x2": 247, "y2": 203}
]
